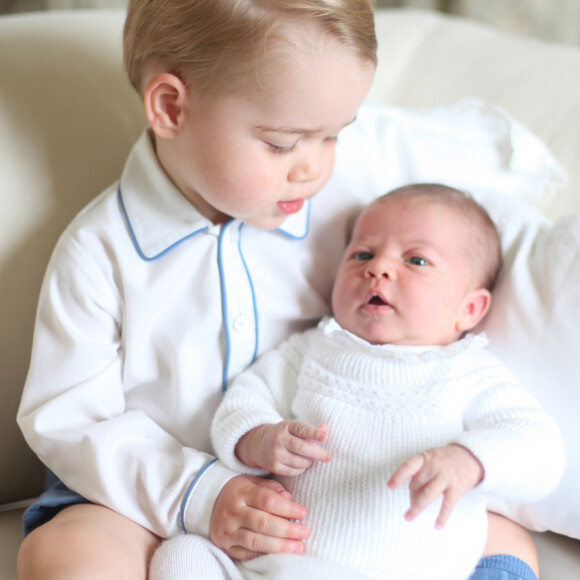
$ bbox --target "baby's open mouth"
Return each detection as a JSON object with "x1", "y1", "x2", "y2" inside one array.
[
  {"x1": 362, "y1": 292, "x2": 394, "y2": 315},
  {"x1": 365, "y1": 292, "x2": 392, "y2": 308},
  {"x1": 368, "y1": 295, "x2": 387, "y2": 306}
]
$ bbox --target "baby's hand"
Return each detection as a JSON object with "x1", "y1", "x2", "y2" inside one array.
[
  {"x1": 236, "y1": 421, "x2": 331, "y2": 476},
  {"x1": 387, "y1": 444, "x2": 484, "y2": 529}
]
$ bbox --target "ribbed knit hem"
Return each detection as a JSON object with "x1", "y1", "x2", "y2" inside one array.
[{"x1": 469, "y1": 554, "x2": 537, "y2": 580}]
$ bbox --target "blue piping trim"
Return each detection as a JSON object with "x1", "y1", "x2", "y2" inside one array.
[
  {"x1": 217, "y1": 223, "x2": 232, "y2": 393},
  {"x1": 180, "y1": 458, "x2": 218, "y2": 533},
  {"x1": 238, "y1": 223, "x2": 259, "y2": 366},
  {"x1": 117, "y1": 186, "x2": 208, "y2": 261}
]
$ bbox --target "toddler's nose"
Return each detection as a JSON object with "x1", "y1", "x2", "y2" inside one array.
[{"x1": 289, "y1": 157, "x2": 322, "y2": 183}]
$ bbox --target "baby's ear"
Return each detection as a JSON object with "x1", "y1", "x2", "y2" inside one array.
[
  {"x1": 456, "y1": 289, "x2": 492, "y2": 333},
  {"x1": 143, "y1": 73, "x2": 188, "y2": 138}
]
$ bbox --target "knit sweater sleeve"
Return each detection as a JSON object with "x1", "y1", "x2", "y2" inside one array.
[
  {"x1": 453, "y1": 350, "x2": 564, "y2": 502},
  {"x1": 211, "y1": 332, "x2": 307, "y2": 475}
]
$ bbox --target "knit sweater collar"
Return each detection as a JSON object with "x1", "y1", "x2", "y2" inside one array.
[{"x1": 319, "y1": 317, "x2": 488, "y2": 364}]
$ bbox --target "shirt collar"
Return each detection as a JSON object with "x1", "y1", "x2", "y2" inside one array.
[{"x1": 119, "y1": 130, "x2": 310, "y2": 260}]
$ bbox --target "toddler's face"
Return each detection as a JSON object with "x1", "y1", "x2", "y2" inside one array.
[
  {"x1": 331, "y1": 197, "x2": 483, "y2": 346},
  {"x1": 169, "y1": 33, "x2": 375, "y2": 229}
]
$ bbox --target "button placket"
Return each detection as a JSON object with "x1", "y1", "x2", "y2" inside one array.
[{"x1": 218, "y1": 222, "x2": 257, "y2": 388}]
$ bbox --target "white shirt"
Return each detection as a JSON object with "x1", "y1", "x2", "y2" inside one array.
[{"x1": 17, "y1": 130, "x2": 360, "y2": 538}]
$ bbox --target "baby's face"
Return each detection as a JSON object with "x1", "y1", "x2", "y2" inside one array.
[
  {"x1": 331, "y1": 197, "x2": 484, "y2": 346},
  {"x1": 167, "y1": 29, "x2": 374, "y2": 229}
]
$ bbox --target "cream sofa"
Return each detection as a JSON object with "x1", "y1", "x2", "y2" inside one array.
[{"x1": 1, "y1": 8, "x2": 579, "y2": 579}]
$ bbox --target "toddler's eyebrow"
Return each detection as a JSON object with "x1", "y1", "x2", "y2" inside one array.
[{"x1": 256, "y1": 116, "x2": 357, "y2": 135}]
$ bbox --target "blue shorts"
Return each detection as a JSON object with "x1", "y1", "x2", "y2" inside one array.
[
  {"x1": 469, "y1": 554, "x2": 538, "y2": 580},
  {"x1": 22, "y1": 470, "x2": 91, "y2": 536}
]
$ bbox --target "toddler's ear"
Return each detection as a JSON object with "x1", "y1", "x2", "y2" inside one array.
[
  {"x1": 456, "y1": 289, "x2": 492, "y2": 333},
  {"x1": 144, "y1": 73, "x2": 188, "y2": 138}
]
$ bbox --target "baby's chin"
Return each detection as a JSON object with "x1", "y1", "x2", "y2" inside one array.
[
  {"x1": 337, "y1": 319, "x2": 397, "y2": 346},
  {"x1": 338, "y1": 320, "x2": 455, "y2": 347}
]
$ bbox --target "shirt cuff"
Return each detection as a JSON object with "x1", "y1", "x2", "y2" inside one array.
[{"x1": 180, "y1": 459, "x2": 238, "y2": 537}]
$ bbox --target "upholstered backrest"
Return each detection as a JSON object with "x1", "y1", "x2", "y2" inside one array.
[
  {"x1": 369, "y1": 9, "x2": 580, "y2": 218},
  {"x1": 0, "y1": 11, "x2": 144, "y2": 504}
]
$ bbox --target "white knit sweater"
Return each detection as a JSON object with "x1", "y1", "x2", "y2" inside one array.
[{"x1": 212, "y1": 318, "x2": 563, "y2": 580}]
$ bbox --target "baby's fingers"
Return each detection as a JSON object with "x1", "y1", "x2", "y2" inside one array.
[
  {"x1": 286, "y1": 422, "x2": 331, "y2": 463},
  {"x1": 404, "y1": 473, "x2": 445, "y2": 522},
  {"x1": 286, "y1": 437, "x2": 331, "y2": 464},
  {"x1": 287, "y1": 421, "x2": 328, "y2": 443},
  {"x1": 387, "y1": 453, "x2": 425, "y2": 490},
  {"x1": 434, "y1": 488, "x2": 462, "y2": 529}
]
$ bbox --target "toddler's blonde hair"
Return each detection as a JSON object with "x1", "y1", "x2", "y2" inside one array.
[{"x1": 123, "y1": 0, "x2": 377, "y2": 96}]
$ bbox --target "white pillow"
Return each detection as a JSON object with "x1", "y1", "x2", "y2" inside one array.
[
  {"x1": 333, "y1": 100, "x2": 566, "y2": 206},
  {"x1": 333, "y1": 102, "x2": 580, "y2": 540},
  {"x1": 474, "y1": 191, "x2": 580, "y2": 540}
]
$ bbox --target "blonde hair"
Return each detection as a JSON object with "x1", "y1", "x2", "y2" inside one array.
[
  {"x1": 123, "y1": 0, "x2": 377, "y2": 96},
  {"x1": 373, "y1": 184, "x2": 502, "y2": 292}
]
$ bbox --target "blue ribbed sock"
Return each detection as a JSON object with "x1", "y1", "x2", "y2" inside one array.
[{"x1": 468, "y1": 554, "x2": 537, "y2": 580}]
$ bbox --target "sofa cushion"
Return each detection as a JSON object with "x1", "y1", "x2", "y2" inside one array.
[{"x1": 0, "y1": 11, "x2": 144, "y2": 505}]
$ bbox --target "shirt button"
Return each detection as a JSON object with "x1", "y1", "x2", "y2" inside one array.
[{"x1": 233, "y1": 314, "x2": 250, "y2": 333}]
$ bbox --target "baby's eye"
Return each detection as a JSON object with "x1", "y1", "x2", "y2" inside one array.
[
  {"x1": 407, "y1": 256, "x2": 429, "y2": 266},
  {"x1": 353, "y1": 251, "x2": 373, "y2": 261}
]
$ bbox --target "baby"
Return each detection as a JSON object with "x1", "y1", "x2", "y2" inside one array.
[{"x1": 206, "y1": 184, "x2": 563, "y2": 580}]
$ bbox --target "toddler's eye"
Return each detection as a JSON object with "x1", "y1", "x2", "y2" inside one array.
[
  {"x1": 354, "y1": 251, "x2": 373, "y2": 261},
  {"x1": 267, "y1": 142, "x2": 297, "y2": 155},
  {"x1": 407, "y1": 256, "x2": 429, "y2": 266}
]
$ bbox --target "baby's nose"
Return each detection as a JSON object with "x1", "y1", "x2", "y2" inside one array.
[{"x1": 366, "y1": 257, "x2": 394, "y2": 280}]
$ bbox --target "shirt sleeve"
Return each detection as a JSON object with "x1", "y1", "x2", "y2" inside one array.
[
  {"x1": 453, "y1": 353, "x2": 565, "y2": 503},
  {"x1": 17, "y1": 233, "x2": 237, "y2": 539},
  {"x1": 212, "y1": 336, "x2": 304, "y2": 475}
]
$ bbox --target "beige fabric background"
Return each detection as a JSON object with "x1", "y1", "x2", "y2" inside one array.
[
  {"x1": 3, "y1": 0, "x2": 580, "y2": 48},
  {"x1": 376, "y1": 0, "x2": 580, "y2": 46}
]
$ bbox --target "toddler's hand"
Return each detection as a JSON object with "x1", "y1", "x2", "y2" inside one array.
[
  {"x1": 210, "y1": 474, "x2": 309, "y2": 561},
  {"x1": 387, "y1": 444, "x2": 484, "y2": 529},
  {"x1": 237, "y1": 421, "x2": 330, "y2": 476}
]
